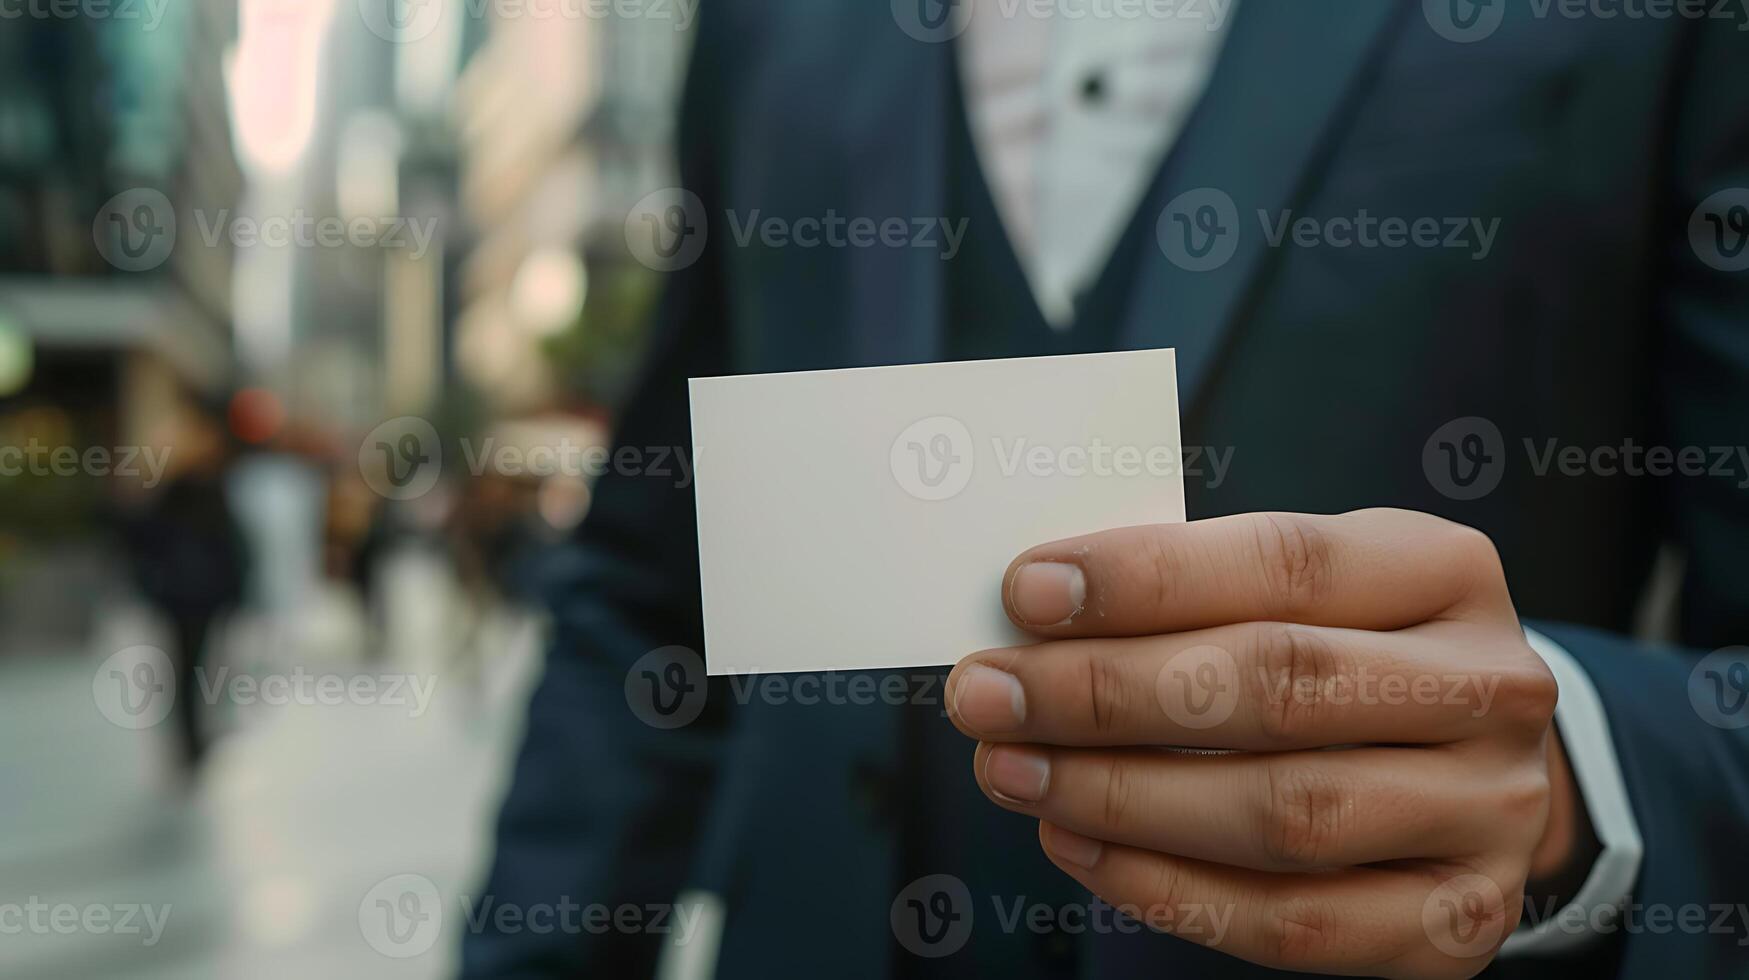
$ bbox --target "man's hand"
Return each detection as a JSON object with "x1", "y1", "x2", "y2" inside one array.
[{"x1": 945, "y1": 509, "x2": 1569, "y2": 979}]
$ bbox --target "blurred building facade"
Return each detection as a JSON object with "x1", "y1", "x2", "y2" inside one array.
[
  {"x1": 0, "y1": 1, "x2": 241, "y2": 649},
  {"x1": 0, "y1": 1, "x2": 693, "y2": 651}
]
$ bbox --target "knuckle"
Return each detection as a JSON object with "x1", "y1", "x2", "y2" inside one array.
[
  {"x1": 1442, "y1": 521, "x2": 1510, "y2": 607},
  {"x1": 1144, "y1": 854, "x2": 1189, "y2": 913},
  {"x1": 1100, "y1": 756, "x2": 1140, "y2": 830},
  {"x1": 1264, "y1": 894, "x2": 1341, "y2": 965},
  {"x1": 1260, "y1": 761, "x2": 1349, "y2": 869},
  {"x1": 1493, "y1": 655, "x2": 1559, "y2": 733},
  {"x1": 1084, "y1": 651, "x2": 1131, "y2": 736},
  {"x1": 1253, "y1": 514, "x2": 1335, "y2": 613},
  {"x1": 1445, "y1": 521, "x2": 1502, "y2": 571},
  {"x1": 1250, "y1": 625, "x2": 1343, "y2": 745},
  {"x1": 1495, "y1": 765, "x2": 1552, "y2": 825},
  {"x1": 1132, "y1": 527, "x2": 1183, "y2": 618}
]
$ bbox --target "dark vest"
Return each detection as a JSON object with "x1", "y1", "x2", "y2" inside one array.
[{"x1": 895, "y1": 64, "x2": 1177, "y2": 980}]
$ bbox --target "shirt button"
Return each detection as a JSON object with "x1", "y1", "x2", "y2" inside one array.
[{"x1": 1079, "y1": 71, "x2": 1107, "y2": 106}]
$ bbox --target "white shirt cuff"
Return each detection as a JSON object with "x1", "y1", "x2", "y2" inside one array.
[{"x1": 1500, "y1": 627, "x2": 1644, "y2": 956}]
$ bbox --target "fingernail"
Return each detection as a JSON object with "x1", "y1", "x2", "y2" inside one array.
[
  {"x1": 983, "y1": 745, "x2": 1050, "y2": 804},
  {"x1": 952, "y1": 664, "x2": 1026, "y2": 733},
  {"x1": 1044, "y1": 824, "x2": 1105, "y2": 870},
  {"x1": 1010, "y1": 562, "x2": 1085, "y2": 626}
]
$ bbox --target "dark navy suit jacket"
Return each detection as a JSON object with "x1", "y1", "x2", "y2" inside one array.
[{"x1": 464, "y1": 2, "x2": 1749, "y2": 976}]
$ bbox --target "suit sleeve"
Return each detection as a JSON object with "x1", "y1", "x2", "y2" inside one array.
[
  {"x1": 460, "y1": 10, "x2": 736, "y2": 977},
  {"x1": 1529, "y1": 14, "x2": 1749, "y2": 976}
]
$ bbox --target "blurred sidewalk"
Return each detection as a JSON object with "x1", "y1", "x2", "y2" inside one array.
[{"x1": 0, "y1": 545, "x2": 547, "y2": 979}]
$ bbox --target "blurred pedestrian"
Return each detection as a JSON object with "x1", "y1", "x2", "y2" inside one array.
[{"x1": 120, "y1": 390, "x2": 248, "y2": 774}]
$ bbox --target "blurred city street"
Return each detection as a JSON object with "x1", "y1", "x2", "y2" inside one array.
[
  {"x1": 0, "y1": 3, "x2": 686, "y2": 976},
  {"x1": 0, "y1": 546, "x2": 547, "y2": 979}
]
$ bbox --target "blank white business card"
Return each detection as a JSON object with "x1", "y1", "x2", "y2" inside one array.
[{"x1": 689, "y1": 348, "x2": 1185, "y2": 675}]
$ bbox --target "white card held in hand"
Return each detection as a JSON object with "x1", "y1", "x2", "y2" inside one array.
[{"x1": 688, "y1": 348, "x2": 1186, "y2": 675}]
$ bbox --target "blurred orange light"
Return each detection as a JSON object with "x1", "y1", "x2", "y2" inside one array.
[{"x1": 229, "y1": 388, "x2": 286, "y2": 445}]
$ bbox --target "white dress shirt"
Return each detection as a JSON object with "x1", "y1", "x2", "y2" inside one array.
[
  {"x1": 958, "y1": 9, "x2": 1642, "y2": 958},
  {"x1": 958, "y1": 2, "x2": 1227, "y2": 325}
]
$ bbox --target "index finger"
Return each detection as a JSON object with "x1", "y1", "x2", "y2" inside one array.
[{"x1": 1003, "y1": 509, "x2": 1507, "y2": 637}]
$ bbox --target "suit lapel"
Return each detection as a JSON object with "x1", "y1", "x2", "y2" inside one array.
[
  {"x1": 842, "y1": 21, "x2": 950, "y2": 369},
  {"x1": 1119, "y1": 0, "x2": 1406, "y2": 410}
]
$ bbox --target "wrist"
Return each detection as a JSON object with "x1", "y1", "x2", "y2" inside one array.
[{"x1": 1527, "y1": 730, "x2": 1599, "y2": 903}]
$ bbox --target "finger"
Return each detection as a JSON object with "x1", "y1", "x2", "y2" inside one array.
[
  {"x1": 1036, "y1": 824, "x2": 1519, "y2": 978},
  {"x1": 1002, "y1": 509, "x2": 1510, "y2": 637},
  {"x1": 946, "y1": 620, "x2": 1550, "y2": 749},
  {"x1": 975, "y1": 744, "x2": 1497, "y2": 871}
]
